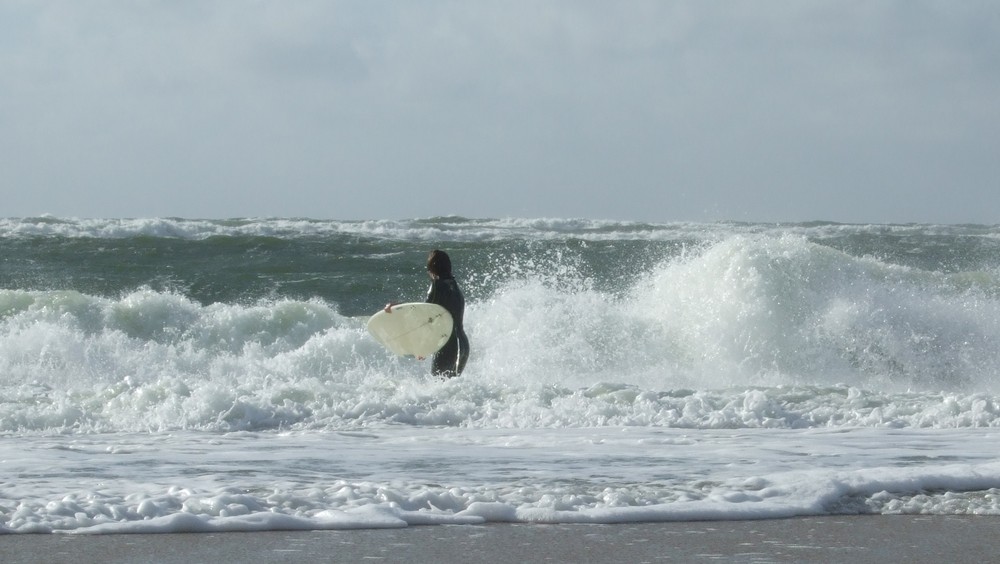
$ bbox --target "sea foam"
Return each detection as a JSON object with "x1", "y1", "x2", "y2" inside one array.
[
  {"x1": 2, "y1": 234, "x2": 1000, "y2": 435},
  {"x1": 3, "y1": 221, "x2": 1000, "y2": 533}
]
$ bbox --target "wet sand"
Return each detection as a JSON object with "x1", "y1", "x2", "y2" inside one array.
[{"x1": 2, "y1": 516, "x2": 998, "y2": 563}]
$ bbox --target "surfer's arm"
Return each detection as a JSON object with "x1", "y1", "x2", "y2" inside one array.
[
  {"x1": 425, "y1": 280, "x2": 438, "y2": 304},
  {"x1": 384, "y1": 302, "x2": 398, "y2": 313}
]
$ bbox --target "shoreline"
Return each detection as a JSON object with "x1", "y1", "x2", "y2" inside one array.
[{"x1": 2, "y1": 516, "x2": 997, "y2": 563}]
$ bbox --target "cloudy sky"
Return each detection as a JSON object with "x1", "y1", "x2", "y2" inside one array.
[{"x1": 2, "y1": 1, "x2": 998, "y2": 223}]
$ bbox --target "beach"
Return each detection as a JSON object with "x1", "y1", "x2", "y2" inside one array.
[{"x1": 2, "y1": 516, "x2": 997, "y2": 563}]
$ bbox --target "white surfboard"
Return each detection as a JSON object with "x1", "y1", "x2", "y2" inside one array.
[{"x1": 366, "y1": 302, "x2": 454, "y2": 357}]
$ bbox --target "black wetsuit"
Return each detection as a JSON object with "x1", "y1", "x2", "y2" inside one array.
[{"x1": 426, "y1": 276, "x2": 469, "y2": 377}]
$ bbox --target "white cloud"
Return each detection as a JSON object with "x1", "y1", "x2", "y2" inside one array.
[{"x1": 1, "y1": 1, "x2": 998, "y2": 222}]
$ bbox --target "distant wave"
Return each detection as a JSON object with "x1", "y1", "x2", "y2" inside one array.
[{"x1": 3, "y1": 216, "x2": 996, "y2": 242}]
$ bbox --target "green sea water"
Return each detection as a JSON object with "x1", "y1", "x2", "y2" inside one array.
[{"x1": 3, "y1": 217, "x2": 996, "y2": 317}]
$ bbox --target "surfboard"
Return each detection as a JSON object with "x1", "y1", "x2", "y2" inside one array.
[{"x1": 366, "y1": 302, "x2": 454, "y2": 357}]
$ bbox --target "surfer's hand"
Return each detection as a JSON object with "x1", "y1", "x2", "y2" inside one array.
[
  {"x1": 384, "y1": 303, "x2": 395, "y2": 313},
  {"x1": 417, "y1": 356, "x2": 425, "y2": 360}
]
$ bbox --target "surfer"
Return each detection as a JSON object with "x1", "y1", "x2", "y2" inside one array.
[{"x1": 385, "y1": 250, "x2": 470, "y2": 377}]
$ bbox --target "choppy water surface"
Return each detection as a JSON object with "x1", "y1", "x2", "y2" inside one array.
[{"x1": 1, "y1": 217, "x2": 999, "y2": 532}]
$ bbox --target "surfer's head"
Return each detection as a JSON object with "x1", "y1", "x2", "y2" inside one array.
[{"x1": 427, "y1": 250, "x2": 453, "y2": 279}]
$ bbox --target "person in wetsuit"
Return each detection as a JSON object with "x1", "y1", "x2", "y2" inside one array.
[
  {"x1": 424, "y1": 250, "x2": 469, "y2": 377},
  {"x1": 383, "y1": 249, "x2": 469, "y2": 377}
]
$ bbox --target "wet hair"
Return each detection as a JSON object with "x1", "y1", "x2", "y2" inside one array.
[{"x1": 426, "y1": 249, "x2": 453, "y2": 278}]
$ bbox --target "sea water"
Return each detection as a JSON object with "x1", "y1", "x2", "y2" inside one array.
[{"x1": 1, "y1": 217, "x2": 1000, "y2": 533}]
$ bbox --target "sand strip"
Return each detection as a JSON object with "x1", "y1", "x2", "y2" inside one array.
[{"x1": 2, "y1": 516, "x2": 998, "y2": 563}]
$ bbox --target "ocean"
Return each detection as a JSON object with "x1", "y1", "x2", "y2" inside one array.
[{"x1": 2, "y1": 216, "x2": 1000, "y2": 533}]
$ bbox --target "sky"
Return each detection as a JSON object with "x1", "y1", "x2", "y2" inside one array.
[{"x1": 1, "y1": 1, "x2": 998, "y2": 224}]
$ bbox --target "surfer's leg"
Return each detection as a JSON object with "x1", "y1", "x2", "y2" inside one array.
[
  {"x1": 456, "y1": 331, "x2": 470, "y2": 375},
  {"x1": 432, "y1": 339, "x2": 459, "y2": 378}
]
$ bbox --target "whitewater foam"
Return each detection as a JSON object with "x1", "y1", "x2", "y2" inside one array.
[
  {"x1": 7, "y1": 216, "x2": 992, "y2": 243},
  {"x1": 4, "y1": 219, "x2": 1000, "y2": 533},
  {"x1": 5, "y1": 427, "x2": 1000, "y2": 533},
  {"x1": 2, "y1": 231, "x2": 1000, "y2": 434}
]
